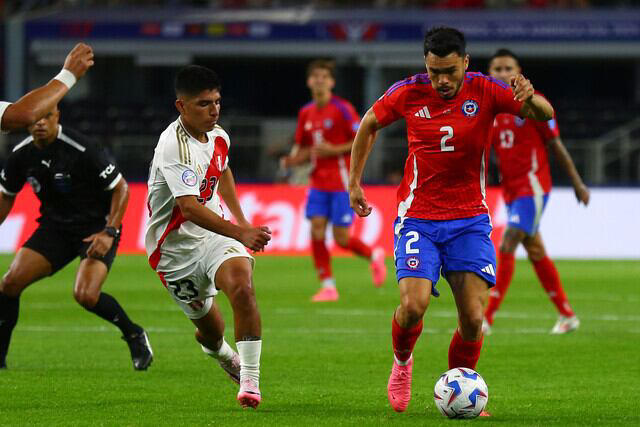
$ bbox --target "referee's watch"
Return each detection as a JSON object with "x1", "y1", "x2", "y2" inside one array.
[{"x1": 104, "y1": 226, "x2": 120, "y2": 238}]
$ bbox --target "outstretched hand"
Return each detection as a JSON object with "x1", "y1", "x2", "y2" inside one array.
[
  {"x1": 510, "y1": 74, "x2": 535, "y2": 102},
  {"x1": 349, "y1": 185, "x2": 372, "y2": 217},
  {"x1": 64, "y1": 43, "x2": 94, "y2": 80}
]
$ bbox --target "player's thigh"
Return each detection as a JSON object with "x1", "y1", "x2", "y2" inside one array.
[
  {"x1": 19, "y1": 225, "x2": 78, "y2": 276},
  {"x1": 309, "y1": 216, "x2": 329, "y2": 240},
  {"x1": 73, "y1": 258, "x2": 109, "y2": 306},
  {"x1": 1, "y1": 248, "x2": 53, "y2": 296},
  {"x1": 329, "y1": 191, "x2": 354, "y2": 228},
  {"x1": 190, "y1": 300, "x2": 225, "y2": 341},
  {"x1": 398, "y1": 276, "x2": 433, "y2": 315},
  {"x1": 522, "y1": 232, "x2": 547, "y2": 262},
  {"x1": 214, "y1": 257, "x2": 255, "y2": 302},
  {"x1": 394, "y1": 218, "x2": 443, "y2": 297},
  {"x1": 441, "y1": 215, "x2": 497, "y2": 288},
  {"x1": 500, "y1": 226, "x2": 527, "y2": 253},
  {"x1": 305, "y1": 188, "x2": 331, "y2": 226},
  {"x1": 446, "y1": 271, "x2": 489, "y2": 338}
]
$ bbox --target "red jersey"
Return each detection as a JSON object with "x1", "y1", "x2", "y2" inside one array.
[
  {"x1": 373, "y1": 72, "x2": 523, "y2": 221},
  {"x1": 491, "y1": 97, "x2": 558, "y2": 204},
  {"x1": 295, "y1": 95, "x2": 360, "y2": 191}
]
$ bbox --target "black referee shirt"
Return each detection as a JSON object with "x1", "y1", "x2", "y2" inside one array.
[{"x1": 0, "y1": 126, "x2": 122, "y2": 233}]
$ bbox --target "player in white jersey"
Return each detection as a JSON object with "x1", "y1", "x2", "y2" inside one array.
[{"x1": 146, "y1": 66, "x2": 271, "y2": 409}]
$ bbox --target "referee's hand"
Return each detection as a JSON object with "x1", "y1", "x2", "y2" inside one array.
[
  {"x1": 64, "y1": 43, "x2": 94, "y2": 80},
  {"x1": 83, "y1": 231, "x2": 113, "y2": 258}
]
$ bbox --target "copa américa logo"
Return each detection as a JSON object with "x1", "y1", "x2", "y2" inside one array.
[{"x1": 462, "y1": 100, "x2": 479, "y2": 117}]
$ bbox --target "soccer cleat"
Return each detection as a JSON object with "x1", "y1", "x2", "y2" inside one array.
[
  {"x1": 219, "y1": 352, "x2": 241, "y2": 384},
  {"x1": 480, "y1": 410, "x2": 491, "y2": 417},
  {"x1": 237, "y1": 378, "x2": 262, "y2": 409},
  {"x1": 311, "y1": 287, "x2": 339, "y2": 302},
  {"x1": 550, "y1": 315, "x2": 580, "y2": 334},
  {"x1": 387, "y1": 357, "x2": 413, "y2": 412},
  {"x1": 481, "y1": 316, "x2": 492, "y2": 336},
  {"x1": 122, "y1": 328, "x2": 154, "y2": 370},
  {"x1": 370, "y1": 247, "x2": 387, "y2": 288}
]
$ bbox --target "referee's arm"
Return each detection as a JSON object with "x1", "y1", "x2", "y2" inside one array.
[{"x1": 0, "y1": 43, "x2": 94, "y2": 132}]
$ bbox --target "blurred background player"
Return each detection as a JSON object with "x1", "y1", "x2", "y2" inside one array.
[
  {"x1": 483, "y1": 49, "x2": 589, "y2": 335},
  {"x1": 146, "y1": 65, "x2": 271, "y2": 408},
  {"x1": 0, "y1": 43, "x2": 93, "y2": 133},
  {"x1": 349, "y1": 27, "x2": 554, "y2": 414},
  {"x1": 0, "y1": 105, "x2": 153, "y2": 371},
  {"x1": 280, "y1": 59, "x2": 386, "y2": 302}
]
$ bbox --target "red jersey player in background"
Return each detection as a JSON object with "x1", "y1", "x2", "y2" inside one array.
[
  {"x1": 483, "y1": 49, "x2": 590, "y2": 335},
  {"x1": 349, "y1": 27, "x2": 554, "y2": 414},
  {"x1": 281, "y1": 60, "x2": 386, "y2": 302}
]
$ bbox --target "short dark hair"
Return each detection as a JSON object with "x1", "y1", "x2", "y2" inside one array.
[
  {"x1": 489, "y1": 48, "x2": 520, "y2": 66},
  {"x1": 423, "y1": 27, "x2": 466, "y2": 57},
  {"x1": 175, "y1": 65, "x2": 221, "y2": 97},
  {"x1": 306, "y1": 59, "x2": 335, "y2": 79}
]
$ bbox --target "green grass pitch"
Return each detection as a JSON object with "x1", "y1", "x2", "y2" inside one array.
[{"x1": 1, "y1": 254, "x2": 638, "y2": 426}]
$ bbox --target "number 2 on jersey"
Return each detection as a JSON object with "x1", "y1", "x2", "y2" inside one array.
[{"x1": 440, "y1": 126, "x2": 454, "y2": 152}]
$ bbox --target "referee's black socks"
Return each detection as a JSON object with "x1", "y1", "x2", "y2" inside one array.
[
  {"x1": 85, "y1": 292, "x2": 141, "y2": 338},
  {"x1": 0, "y1": 291, "x2": 20, "y2": 367}
]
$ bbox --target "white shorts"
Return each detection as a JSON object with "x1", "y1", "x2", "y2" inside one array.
[{"x1": 159, "y1": 234, "x2": 254, "y2": 319}]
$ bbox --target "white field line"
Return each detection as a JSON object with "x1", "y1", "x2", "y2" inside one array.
[{"x1": 18, "y1": 325, "x2": 638, "y2": 335}]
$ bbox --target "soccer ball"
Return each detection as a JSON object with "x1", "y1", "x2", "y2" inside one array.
[{"x1": 433, "y1": 367, "x2": 488, "y2": 419}]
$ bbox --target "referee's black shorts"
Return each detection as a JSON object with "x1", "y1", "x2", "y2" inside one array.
[{"x1": 23, "y1": 224, "x2": 121, "y2": 275}]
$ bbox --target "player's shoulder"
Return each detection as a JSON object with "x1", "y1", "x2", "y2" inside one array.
[
  {"x1": 156, "y1": 119, "x2": 190, "y2": 163},
  {"x1": 330, "y1": 95, "x2": 358, "y2": 120},
  {"x1": 384, "y1": 73, "x2": 432, "y2": 97},
  {"x1": 209, "y1": 124, "x2": 231, "y2": 148},
  {"x1": 298, "y1": 100, "x2": 315, "y2": 116},
  {"x1": 465, "y1": 71, "x2": 511, "y2": 91},
  {"x1": 10, "y1": 135, "x2": 34, "y2": 154},
  {"x1": 58, "y1": 126, "x2": 95, "y2": 154}
]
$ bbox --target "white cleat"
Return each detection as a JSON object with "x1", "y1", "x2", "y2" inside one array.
[
  {"x1": 219, "y1": 352, "x2": 241, "y2": 384},
  {"x1": 550, "y1": 315, "x2": 580, "y2": 334},
  {"x1": 482, "y1": 317, "x2": 492, "y2": 336}
]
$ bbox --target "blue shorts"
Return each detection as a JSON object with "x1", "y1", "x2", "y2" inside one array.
[
  {"x1": 506, "y1": 194, "x2": 549, "y2": 236},
  {"x1": 393, "y1": 214, "x2": 497, "y2": 297},
  {"x1": 305, "y1": 188, "x2": 354, "y2": 226}
]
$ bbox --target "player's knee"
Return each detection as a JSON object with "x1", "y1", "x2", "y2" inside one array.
[
  {"x1": 333, "y1": 232, "x2": 349, "y2": 248},
  {"x1": 458, "y1": 311, "x2": 484, "y2": 336},
  {"x1": 226, "y1": 272, "x2": 255, "y2": 305},
  {"x1": 73, "y1": 285, "x2": 99, "y2": 308},
  {"x1": 1, "y1": 270, "x2": 27, "y2": 297},
  {"x1": 526, "y1": 245, "x2": 546, "y2": 262},
  {"x1": 400, "y1": 296, "x2": 427, "y2": 324}
]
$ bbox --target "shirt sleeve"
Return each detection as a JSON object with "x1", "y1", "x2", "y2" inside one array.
[
  {"x1": 0, "y1": 102, "x2": 12, "y2": 133},
  {"x1": 86, "y1": 144, "x2": 123, "y2": 191},
  {"x1": 294, "y1": 108, "x2": 312, "y2": 147},
  {"x1": 340, "y1": 101, "x2": 361, "y2": 139},
  {"x1": 159, "y1": 137, "x2": 200, "y2": 198},
  {"x1": 0, "y1": 152, "x2": 26, "y2": 196},
  {"x1": 372, "y1": 81, "x2": 408, "y2": 127},
  {"x1": 489, "y1": 77, "x2": 523, "y2": 117}
]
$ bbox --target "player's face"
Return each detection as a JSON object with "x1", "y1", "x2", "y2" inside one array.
[
  {"x1": 29, "y1": 108, "x2": 60, "y2": 143},
  {"x1": 488, "y1": 56, "x2": 520, "y2": 85},
  {"x1": 425, "y1": 52, "x2": 469, "y2": 100},
  {"x1": 307, "y1": 68, "x2": 335, "y2": 96},
  {"x1": 176, "y1": 89, "x2": 221, "y2": 133}
]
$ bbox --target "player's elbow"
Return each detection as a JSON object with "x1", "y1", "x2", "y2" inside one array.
[{"x1": 176, "y1": 197, "x2": 198, "y2": 221}]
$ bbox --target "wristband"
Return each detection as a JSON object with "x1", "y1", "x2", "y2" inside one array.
[
  {"x1": 104, "y1": 226, "x2": 120, "y2": 238},
  {"x1": 53, "y1": 69, "x2": 77, "y2": 89}
]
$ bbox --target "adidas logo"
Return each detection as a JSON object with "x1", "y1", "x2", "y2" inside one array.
[
  {"x1": 481, "y1": 264, "x2": 496, "y2": 276},
  {"x1": 414, "y1": 106, "x2": 431, "y2": 119}
]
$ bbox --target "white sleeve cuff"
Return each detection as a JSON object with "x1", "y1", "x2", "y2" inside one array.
[
  {"x1": 104, "y1": 173, "x2": 122, "y2": 191},
  {"x1": 0, "y1": 101, "x2": 12, "y2": 133}
]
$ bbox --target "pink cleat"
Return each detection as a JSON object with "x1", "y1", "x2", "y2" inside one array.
[
  {"x1": 480, "y1": 410, "x2": 492, "y2": 417},
  {"x1": 237, "y1": 378, "x2": 261, "y2": 409},
  {"x1": 370, "y1": 248, "x2": 387, "y2": 287},
  {"x1": 387, "y1": 357, "x2": 413, "y2": 412},
  {"x1": 311, "y1": 287, "x2": 339, "y2": 302}
]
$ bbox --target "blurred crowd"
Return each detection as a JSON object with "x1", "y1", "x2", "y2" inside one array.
[{"x1": 3, "y1": 0, "x2": 638, "y2": 14}]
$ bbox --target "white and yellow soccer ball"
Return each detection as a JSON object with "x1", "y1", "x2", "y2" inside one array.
[{"x1": 433, "y1": 367, "x2": 489, "y2": 419}]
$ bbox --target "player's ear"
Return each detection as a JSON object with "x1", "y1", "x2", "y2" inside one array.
[
  {"x1": 464, "y1": 54, "x2": 469, "y2": 71},
  {"x1": 175, "y1": 99, "x2": 185, "y2": 115}
]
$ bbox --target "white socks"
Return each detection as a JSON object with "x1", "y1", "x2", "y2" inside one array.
[
  {"x1": 201, "y1": 338, "x2": 235, "y2": 361},
  {"x1": 321, "y1": 278, "x2": 336, "y2": 289},
  {"x1": 236, "y1": 340, "x2": 262, "y2": 384}
]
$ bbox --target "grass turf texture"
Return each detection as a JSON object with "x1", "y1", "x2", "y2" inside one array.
[{"x1": 0, "y1": 254, "x2": 638, "y2": 426}]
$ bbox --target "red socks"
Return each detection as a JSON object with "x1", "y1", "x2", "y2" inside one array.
[
  {"x1": 392, "y1": 315, "x2": 423, "y2": 363},
  {"x1": 346, "y1": 237, "x2": 373, "y2": 259},
  {"x1": 311, "y1": 239, "x2": 332, "y2": 280},
  {"x1": 485, "y1": 251, "x2": 515, "y2": 325},
  {"x1": 532, "y1": 256, "x2": 574, "y2": 317},
  {"x1": 448, "y1": 329, "x2": 483, "y2": 370}
]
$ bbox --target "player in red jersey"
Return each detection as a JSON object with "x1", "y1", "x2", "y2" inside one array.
[
  {"x1": 483, "y1": 49, "x2": 589, "y2": 335},
  {"x1": 349, "y1": 27, "x2": 554, "y2": 413},
  {"x1": 281, "y1": 60, "x2": 386, "y2": 302}
]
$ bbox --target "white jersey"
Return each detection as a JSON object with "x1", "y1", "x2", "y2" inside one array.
[
  {"x1": 145, "y1": 117, "x2": 230, "y2": 273},
  {"x1": 0, "y1": 101, "x2": 11, "y2": 132}
]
